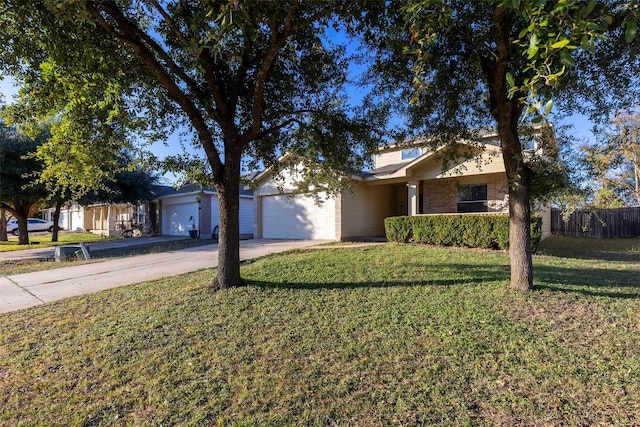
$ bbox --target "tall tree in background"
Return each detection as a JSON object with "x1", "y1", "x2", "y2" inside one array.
[
  {"x1": 366, "y1": 0, "x2": 638, "y2": 290},
  {"x1": 0, "y1": 123, "x2": 49, "y2": 244},
  {"x1": 0, "y1": 0, "x2": 382, "y2": 289},
  {"x1": 79, "y1": 151, "x2": 159, "y2": 206},
  {"x1": 582, "y1": 109, "x2": 640, "y2": 207},
  {"x1": 609, "y1": 110, "x2": 640, "y2": 206}
]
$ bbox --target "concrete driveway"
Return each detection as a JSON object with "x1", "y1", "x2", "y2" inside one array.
[{"x1": 0, "y1": 239, "x2": 322, "y2": 314}]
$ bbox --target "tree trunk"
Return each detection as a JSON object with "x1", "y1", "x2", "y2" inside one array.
[
  {"x1": 506, "y1": 166, "x2": 533, "y2": 291},
  {"x1": 16, "y1": 213, "x2": 29, "y2": 245},
  {"x1": 211, "y1": 153, "x2": 243, "y2": 290},
  {"x1": 51, "y1": 200, "x2": 63, "y2": 242},
  {"x1": 484, "y1": 5, "x2": 533, "y2": 291},
  {"x1": 497, "y1": 113, "x2": 533, "y2": 291},
  {"x1": 0, "y1": 208, "x2": 7, "y2": 242}
]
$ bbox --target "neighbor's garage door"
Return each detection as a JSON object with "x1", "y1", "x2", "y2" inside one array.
[
  {"x1": 262, "y1": 193, "x2": 335, "y2": 240},
  {"x1": 162, "y1": 202, "x2": 198, "y2": 236}
]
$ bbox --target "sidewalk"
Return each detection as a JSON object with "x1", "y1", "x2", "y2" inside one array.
[{"x1": 0, "y1": 239, "x2": 321, "y2": 314}]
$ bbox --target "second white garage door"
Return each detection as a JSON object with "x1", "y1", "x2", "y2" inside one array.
[
  {"x1": 162, "y1": 202, "x2": 198, "y2": 236},
  {"x1": 262, "y1": 193, "x2": 336, "y2": 240}
]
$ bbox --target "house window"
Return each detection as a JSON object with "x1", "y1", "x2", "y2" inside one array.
[
  {"x1": 401, "y1": 147, "x2": 420, "y2": 160},
  {"x1": 521, "y1": 135, "x2": 536, "y2": 152},
  {"x1": 457, "y1": 184, "x2": 488, "y2": 213}
]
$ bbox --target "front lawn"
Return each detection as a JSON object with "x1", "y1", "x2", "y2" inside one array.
[
  {"x1": 0, "y1": 232, "x2": 109, "y2": 252},
  {"x1": 1, "y1": 244, "x2": 638, "y2": 426}
]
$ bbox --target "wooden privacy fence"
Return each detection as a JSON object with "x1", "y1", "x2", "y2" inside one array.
[{"x1": 551, "y1": 207, "x2": 640, "y2": 238}]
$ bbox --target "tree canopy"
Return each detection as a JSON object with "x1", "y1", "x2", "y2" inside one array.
[{"x1": 581, "y1": 109, "x2": 640, "y2": 207}]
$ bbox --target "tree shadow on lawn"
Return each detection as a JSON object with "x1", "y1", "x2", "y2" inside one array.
[
  {"x1": 246, "y1": 262, "x2": 510, "y2": 290},
  {"x1": 246, "y1": 261, "x2": 639, "y2": 300},
  {"x1": 533, "y1": 264, "x2": 640, "y2": 299}
]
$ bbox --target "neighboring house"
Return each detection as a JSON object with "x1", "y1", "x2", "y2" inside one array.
[
  {"x1": 253, "y1": 131, "x2": 551, "y2": 241},
  {"x1": 44, "y1": 202, "x2": 138, "y2": 236},
  {"x1": 44, "y1": 184, "x2": 255, "y2": 239},
  {"x1": 155, "y1": 183, "x2": 254, "y2": 239}
]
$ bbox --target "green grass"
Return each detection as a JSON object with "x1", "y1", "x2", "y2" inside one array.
[
  {"x1": 0, "y1": 232, "x2": 109, "y2": 252},
  {"x1": 539, "y1": 235, "x2": 640, "y2": 262},
  {"x1": 1, "y1": 244, "x2": 639, "y2": 426}
]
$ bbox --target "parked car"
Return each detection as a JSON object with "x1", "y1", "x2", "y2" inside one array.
[{"x1": 6, "y1": 218, "x2": 60, "y2": 236}]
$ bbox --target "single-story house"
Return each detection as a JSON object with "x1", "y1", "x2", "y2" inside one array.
[
  {"x1": 252, "y1": 132, "x2": 551, "y2": 241},
  {"x1": 155, "y1": 183, "x2": 254, "y2": 239},
  {"x1": 45, "y1": 202, "x2": 139, "y2": 236},
  {"x1": 44, "y1": 184, "x2": 254, "y2": 239}
]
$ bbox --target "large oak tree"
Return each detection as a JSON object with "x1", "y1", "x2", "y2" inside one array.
[
  {"x1": 364, "y1": 0, "x2": 639, "y2": 290},
  {"x1": 1, "y1": 1, "x2": 382, "y2": 288}
]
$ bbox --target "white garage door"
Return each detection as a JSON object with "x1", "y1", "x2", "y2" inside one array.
[
  {"x1": 262, "y1": 193, "x2": 335, "y2": 240},
  {"x1": 162, "y1": 202, "x2": 198, "y2": 236}
]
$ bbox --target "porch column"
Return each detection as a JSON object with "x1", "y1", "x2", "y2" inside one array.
[
  {"x1": 407, "y1": 180, "x2": 419, "y2": 216},
  {"x1": 107, "y1": 206, "x2": 112, "y2": 237}
]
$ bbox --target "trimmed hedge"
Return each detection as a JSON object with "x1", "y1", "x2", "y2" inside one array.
[{"x1": 385, "y1": 214, "x2": 543, "y2": 251}]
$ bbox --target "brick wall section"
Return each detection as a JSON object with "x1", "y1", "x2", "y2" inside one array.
[
  {"x1": 422, "y1": 172, "x2": 509, "y2": 214},
  {"x1": 424, "y1": 178, "x2": 457, "y2": 213},
  {"x1": 487, "y1": 173, "x2": 509, "y2": 213}
]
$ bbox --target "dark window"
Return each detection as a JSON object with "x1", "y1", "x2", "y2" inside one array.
[
  {"x1": 401, "y1": 148, "x2": 420, "y2": 160},
  {"x1": 457, "y1": 184, "x2": 488, "y2": 213}
]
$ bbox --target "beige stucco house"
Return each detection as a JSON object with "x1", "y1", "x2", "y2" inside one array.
[{"x1": 253, "y1": 132, "x2": 551, "y2": 240}]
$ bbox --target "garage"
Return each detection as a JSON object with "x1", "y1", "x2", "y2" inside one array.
[
  {"x1": 162, "y1": 202, "x2": 198, "y2": 236},
  {"x1": 261, "y1": 193, "x2": 336, "y2": 240}
]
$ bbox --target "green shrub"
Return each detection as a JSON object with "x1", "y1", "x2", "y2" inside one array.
[
  {"x1": 491, "y1": 216, "x2": 510, "y2": 250},
  {"x1": 411, "y1": 216, "x2": 434, "y2": 243},
  {"x1": 384, "y1": 216, "x2": 413, "y2": 243},
  {"x1": 385, "y1": 214, "x2": 543, "y2": 251},
  {"x1": 462, "y1": 216, "x2": 494, "y2": 248}
]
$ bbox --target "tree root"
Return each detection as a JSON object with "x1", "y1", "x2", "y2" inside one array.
[{"x1": 209, "y1": 276, "x2": 246, "y2": 292}]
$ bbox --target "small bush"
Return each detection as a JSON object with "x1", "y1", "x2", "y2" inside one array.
[
  {"x1": 384, "y1": 216, "x2": 413, "y2": 243},
  {"x1": 462, "y1": 216, "x2": 495, "y2": 248},
  {"x1": 491, "y1": 216, "x2": 510, "y2": 250},
  {"x1": 385, "y1": 214, "x2": 543, "y2": 251}
]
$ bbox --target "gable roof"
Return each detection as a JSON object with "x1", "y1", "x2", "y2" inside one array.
[
  {"x1": 360, "y1": 140, "x2": 503, "y2": 181},
  {"x1": 374, "y1": 127, "x2": 501, "y2": 154},
  {"x1": 249, "y1": 153, "x2": 294, "y2": 184},
  {"x1": 151, "y1": 183, "x2": 253, "y2": 199}
]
